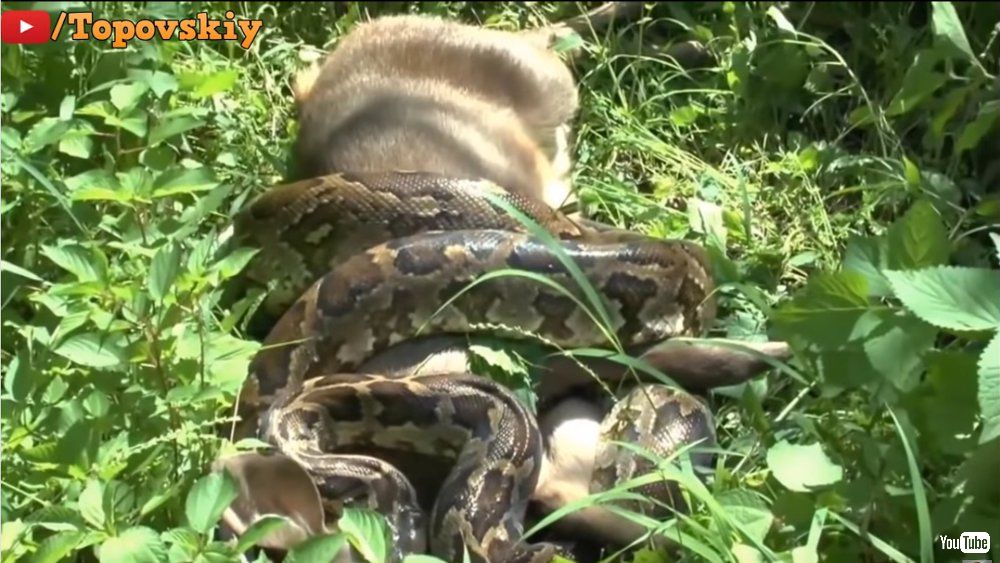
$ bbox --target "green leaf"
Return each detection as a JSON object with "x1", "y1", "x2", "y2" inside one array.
[
  {"x1": 285, "y1": 533, "x2": 349, "y2": 563},
  {"x1": 766, "y1": 441, "x2": 843, "y2": 492},
  {"x1": 977, "y1": 331, "x2": 1000, "y2": 444},
  {"x1": 99, "y1": 526, "x2": 167, "y2": 563},
  {"x1": 41, "y1": 244, "x2": 103, "y2": 282},
  {"x1": 771, "y1": 271, "x2": 870, "y2": 346},
  {"x1": 765, "y1": 6, "x2": 796, "y2": 33},
  {"x1": 842, "y1": 235, "x2": 892, "y2": 297},
  {"x1": 338, "y1": 508, "x2": 390, "y2": 563},
  {"x1": 908, "y1": 351, "x2": 978, "y2": 454},
  {"x1": 402, "y1": 556, "x2": 450, "y2": 563},
  {"x1": 885, "y1": 50, "x2": 947, "y2": 117},
  {"x1": 717, "y1": 489, "x2": 774, "y2": 542},
  {"x1": 54, "y1": 333, "x2": 125, "y2": 369},
  {"x1": 79, "y1": 479, "x2": 106, "y2": 529},
  {"x1": 104, "y1": 481, "x2": 137, "y2": 528},
  {"x1": 149, "y1": 116, "x2": 206, "y2": 146},
  {"x1": 3, "y1": 355, "x2": 34, "y2": 401},
  {"x1": 185, "y1": 472, "x2": 238, "y2": 535},
  {"x1": 929, "y1": 87, "x2": 969, "y2": 143},
  {"x1": 687, "y1": 198, "x2": 726, "y2": 249},
  {"x1": 235, "y1": 516, "x2": 291, "y2": 554},
  {"x1": 211, "y1": 247, "x2": 259, "y2": 280},
  {"x1": 2, "y1": 520, "x2": 29, "y2": 553},
  {"x1": 152, "y1": 167, "x2": 219, "y2": 198},
  {"x1": 930, "y1": 2, "x2": 976, "y2": 62},
  {"x1": 468, "y1": 343, "x2": 529, "y2": 378},
  {"x1": 23, "y1": 117, "x2": 71, "y2": 152},
  {"x1": 884, "y1": 266, "x2": 1000, "y2": 332},
  {"x1": 887, "y1": 408, "x2": 932, "y2": 563},
  {"x1": 858, "y1": 310, "x2": 936, "y2": 391},
  {"x1": 1, "y1": 259, "x2": 44, "y2": 282},
  {"x1": 956, "y1": 100, "x2": 1000, "y2": 153},
  {"x1": 149, "y1": 243, "x2": 181, "y2": 302},
  {"x1": 59, "y1": 95, "x2": 76, "y2": 120},
  {"x1": 59, "y1": 132, "x2": 93, "y2": 159},
  {"x1": 129, "y1": 69, "x2": 179, "y2": 97},
  {"x1": 179, "y1": 69, "x2": 240, "y2": 99},
  {"x1": 161, "y1": 528, "x2": 199, "y2": 552},
  {"x1": 30, "y1": 531, "x2": 85, "y2": 563},
  {"x1": 104, "y1": 111, "x2": 148, "y2": 138},
  {"x1": 886, "y1": 200, "x2": 950, "y2": 269},
  {"x1": 109, "y1": 83, "x2": 149, "y2": 111}
]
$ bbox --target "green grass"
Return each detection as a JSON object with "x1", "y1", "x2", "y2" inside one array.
[{"x1": 2, "y1": 2, "x2": 999, "y2": 562}]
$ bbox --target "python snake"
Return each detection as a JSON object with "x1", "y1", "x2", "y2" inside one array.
[{"x1": 230, "y1": 171, "x2": 719, "y2": 562}]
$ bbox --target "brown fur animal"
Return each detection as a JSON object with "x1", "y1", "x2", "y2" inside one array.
[{"x1": 286, "y1": 5, "x2": 645, "y2": 211}]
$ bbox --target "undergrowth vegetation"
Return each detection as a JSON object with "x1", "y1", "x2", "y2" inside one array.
[{"x1": 2, "y1": 2, "x2": 998, "y2": 562}]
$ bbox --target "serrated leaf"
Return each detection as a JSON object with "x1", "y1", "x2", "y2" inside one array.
[
  {"x1": 884, "y1": 266, "x2": 1000, "y2": 332},
  {"x1": 149, "y1": 243, "x2": 181, "y2": 302},
  {"x1": 766, "y1": 441, "x2": 843, "y2": 492},
  {"x1": 338, "y1": 508, "x2": 389, "y2": 563},
  {"x1": 185, "y1": 472, "x2": 238, "y2": 534},
  {"x1": 886, "y1": 200, "x2": 949, "y2": 269},
  {"x1": 842, "y1": 235, "x2": 892, "y2": 297},
  {"x1": 79, "y1": 479, "x2": 106, "y2": 529},
  {"x1": 860, "y1": 310, "x2": 936, "y2": 391},
  {"x1": 285, "y1": 533, "x2": 349, "y2": 563},
  {"x1": 977, "y1": 331, "x2": 1000, "y2": 444},
  {"x1": 54, "y1": 333, "x2": 125, "y2": 368},
  {"x1": 152, "y1": 167, "x2": 218, "y2": 198},
  {"x1": 99, "y1": 526, "x2": 167, "y2": 563},
  {"x1": 41, "y1": 244, "x2": 103, "y2": 282},
  {"x1": 772, "y1": 271, "x2": 870, "y2": 346}
]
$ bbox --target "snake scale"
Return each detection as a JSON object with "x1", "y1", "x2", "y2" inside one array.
[{"x1": 230, "y1": 171, "x2": 720, "y2": 562}]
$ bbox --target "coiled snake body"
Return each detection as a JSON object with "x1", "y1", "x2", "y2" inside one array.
[{"x1": 231, "y1": 171, "x2": 719, "y2": 562}]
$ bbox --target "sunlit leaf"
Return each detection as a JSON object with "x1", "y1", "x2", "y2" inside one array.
[{"x1": 766, "y1": 441, "x2": 843, "y2": 492}]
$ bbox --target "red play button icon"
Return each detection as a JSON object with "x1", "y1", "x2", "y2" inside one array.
[{"x1": 1, "y1": 10, "x2": 52, "y2": 44}]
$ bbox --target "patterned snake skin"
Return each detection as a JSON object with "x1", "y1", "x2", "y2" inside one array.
[{"x1": 229, "y1": 171, "x2": 719, "y2": 562}]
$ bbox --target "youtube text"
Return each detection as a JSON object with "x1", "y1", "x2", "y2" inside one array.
[{"x1": 51, "y1": 11, "x2": 262, "y2": 49}]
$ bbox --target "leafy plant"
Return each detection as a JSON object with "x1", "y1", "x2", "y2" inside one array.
[{"x1": 3, "y1": 1, "x2": 998, "y2": 562}]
